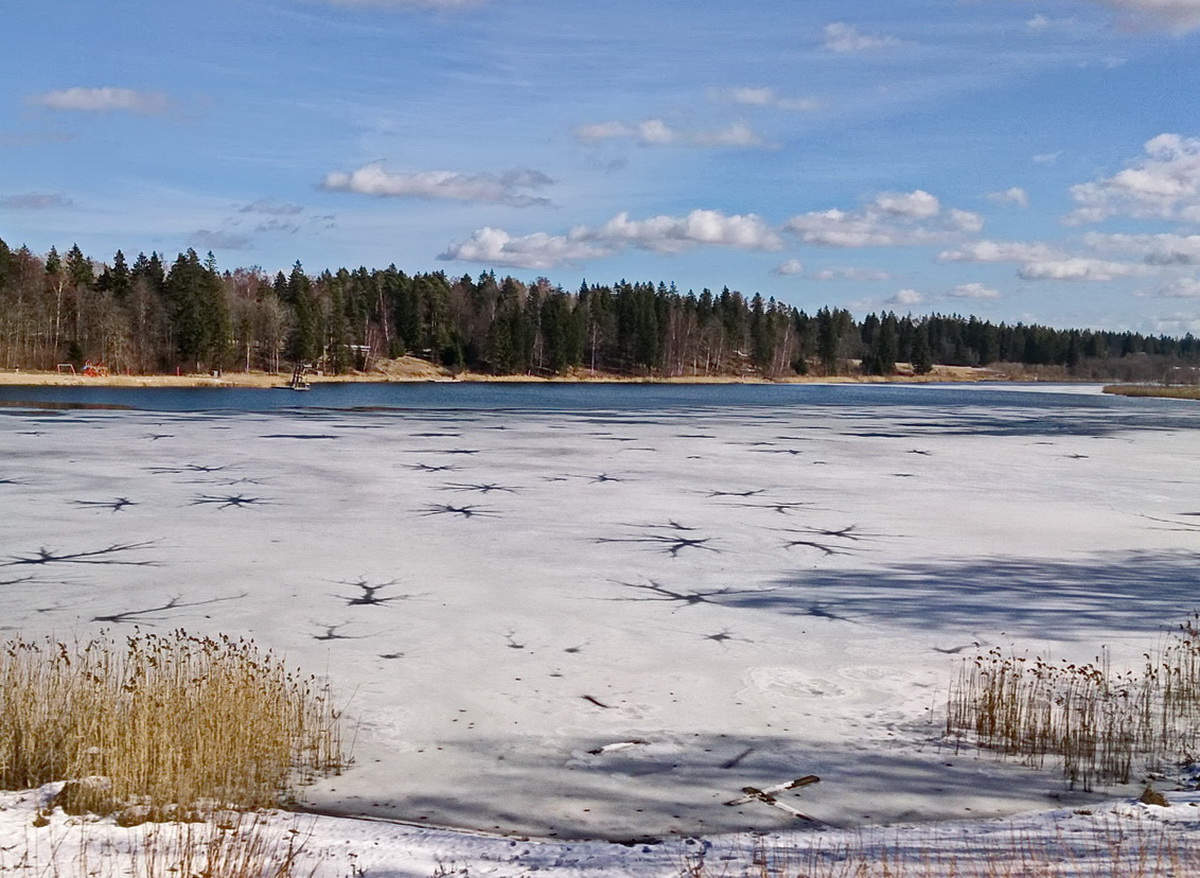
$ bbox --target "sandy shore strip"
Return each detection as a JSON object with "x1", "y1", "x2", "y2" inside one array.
[{"x1": 0, "y1": 360, "x2": 1006, "y2": 388}]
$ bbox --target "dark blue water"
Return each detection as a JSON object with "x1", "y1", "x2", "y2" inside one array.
[
  {"x1": 0, "y1": 380, "x2": 1156, "y2": 412},
  {"x1": 1, "y1": 381, "x2": 1197, "y2": 439}
]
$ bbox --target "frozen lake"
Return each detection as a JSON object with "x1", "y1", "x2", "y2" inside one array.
[{"x1": 2, "y1": 382, "x2": 1199, "y2": 840}]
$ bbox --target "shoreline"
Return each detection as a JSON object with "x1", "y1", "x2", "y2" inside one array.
[{"x1": 0, "y1": 361, "x2": 1016, "y2": 389}]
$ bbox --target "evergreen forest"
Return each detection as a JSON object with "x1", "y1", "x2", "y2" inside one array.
[{"x1": 1, "y1": 238, "x2": 1198, "y2": 383}]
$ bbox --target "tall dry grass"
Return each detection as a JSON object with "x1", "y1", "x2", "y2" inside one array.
[
  {"x1": 945, "y1": 616, "x2": 1200, "y2": 790},
  {"x1": 0, "y1": 630, "x2": 345, "y2": 815},
  {"x1": 680, "y1": 824, "x2": 1200, "y2": 878}
]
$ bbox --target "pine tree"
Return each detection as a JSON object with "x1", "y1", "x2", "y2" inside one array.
[
  {"x1": 285, "y1": 263, "x2": 319, "y2": 365},
  {"x1": 911, "y1": 324, "x2": 934, "y2": 374},
  {"x1": 65, "y1": 244, "x2": 94, "y2": 289},
  {"x1": 99, "y1": 250, "x2": 131, "y2": 299}
]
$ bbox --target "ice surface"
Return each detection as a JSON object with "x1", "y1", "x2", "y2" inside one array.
[{"x1": 3, "y1": 383, "x2": 1199, "y2": 843}]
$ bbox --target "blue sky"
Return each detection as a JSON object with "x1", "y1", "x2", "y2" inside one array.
[{"x1": 3, "y1": 0, "x2": 1200, "y2": 334}]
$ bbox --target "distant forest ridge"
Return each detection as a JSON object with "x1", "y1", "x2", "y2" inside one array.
[{"x1": 1, "y1": 239, "x2": 1198, "y2": 382}]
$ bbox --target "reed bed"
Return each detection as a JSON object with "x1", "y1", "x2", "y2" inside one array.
[
  {"x1": 0, "y1": 630, "x2": 345, "y2": 816},
  {"x1": 680, "y1": 823, "x2": 1200, "y2": 878},
  {"x1": 945, "y1": 616, "x2": 1200, "y2": 790}
]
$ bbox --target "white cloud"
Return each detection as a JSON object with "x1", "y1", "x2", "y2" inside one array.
[
  {"x1": 987, "y1": 187, "x2": 1030, "y2": 208},
  {"x1": 573, "y1": 121, "x2": 634, "y2": 143},
  {"x1": 1147, "y1": 313, "x2": 1200, "y2": 333},
  {"x1": 442, "y1": 208, "x2": 783, "y2": 268},
  {"x1": 693, "y1": 122, "x2": 769, "y2": 148},
  {"x1": 313, "y1": 0, "x2": 486, "y2": 7},
  {"x1": 255, "y1": 219, "x2": 300, "y2": 234},
  {"x1": 874, "y1": 189, "x2": 941, "y2": 219},
  {"x1": 581, "y1": 209, "x2": 783, "y2": 253},
  {"x1": 322, "y1": 163, "x2": 553, "y2": 207},
  {"x1": 947, "y1": 208, "x2": 985, "y2": 233},
  {"x1": 938, "y1": 239, "x2": 1058, "y2": 263},
  {"x1": 1083, "y1": 231, "x2": 1200, "y2": 264},
  {"x1": 572, "y1": 118, "x2": 772, "y2": 149},
  {"x1": 1017, "y1": 257, "x2": 1147, "y2": 281},
  {"x1": 191, "y1": 230, "x2": 253, "y2": 251},
  {"x1": 1066, "y1": 134, "x2": 1200, "y2": 224},
  {"x1": 1026, "y1": 13, "x2": 1079, "y2": 31},
  {"x1": 778, "y1": 97, "x2": 822, "y2": 112},
  {"x1": 1033, "y1": 151, "x2": 1062, "y2": 165},
  {"x1": 1149, "y1": 276, "x2": 1200, "y2": 298},
  {"x1": 1, "y1": 192, "x2": 72, "y2": 209},
  {"x1": 1089, "y1": 0, "x2": 1200, "y2": 33},
  {"x1": 811, "y1": 267, "x2": 892, "y2": 281},
  {"x1": 942, "y1": 237, "x2": 1150, "y2": 283},
  {"x1": 30, "y1": 87, "x2": 170, "y2": 115},
  {"x1": 822, "y1": 22, "x2": 901, "y2": 52},
  {"x1": 773, "y1": 259, "x2": 805, "y2": 276},
  {"x1": 786, "y1": 209, "x2": 885, "y2": 247},
  {"x1": 239, "y1": 200, "x2": 305, "y2": 216},
  {"x1": 438, "y1": 228, "x2": 610, "y2": 270},
  {"x1": 785, "y1": 190, "x2": 979, "y2": 248},
  {"x1": 888, "y1": 289, "x2": 924, "y2": 306},
  {"x1": 723, "y1": 87, "x2": 774, "y2": 106},
  {"x1": 637, "y1": 119, "x2": 676, "y2": 145},
  {"x1": 710, "y1": 87, "x2": 821, "y2": 112},
  {"x1": 948, "y1": 282, "x2": 1002, "y2": 300}
]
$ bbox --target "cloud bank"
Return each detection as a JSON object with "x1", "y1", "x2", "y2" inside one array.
[
  {"x1": 441, "y1": 209, "x2": 782, "y2": 269},
  {"x1": 822, "y1": 22, "x2": 901, "y2": 52},
  {"x1": 811, "y1": 267, "x2": 893, "y2": 282},
  {"x1": 572, "y1": 119, "x2": 771, "y2": 149},
  {"x1": 239, "y1": 200, "x2": 305, "y2": 216},
  {"x1": 940, "y1": 239, "x2": 1149, "y2": 283},
  {"x1": 322, "y1": 163, "x2": 554, "y2": 207},
  {"x1": 709, "y1": 87, "x2": 821, "y2": 112},
  {"x1": 1068, "y1": 134, "x2": 1200, "y2": 224},
  {"x1": 441, "y1": 189, "x2": 986, "y2": 270},
  {"x1": 988, "y1": 187, "x2": 1029, "y2": 208},
  {"x1": 1091, "y1": 0, "x2": 1200, "y2": 32},
  {"x1": 30, "y1": 87, "x2": 170, "y2": 115},
  {"x1": 191, "y1": 230, "x2": 253, "y2": 251},
  {"x1": 1, "y1": 192, "x2": 73, "y2": 209},
  {"x1": 948, "y1": 282, "x2": 1002, "y2": 300},
  {"x1": 785, "y1": 190, "x2": 981, "y2": 247}
]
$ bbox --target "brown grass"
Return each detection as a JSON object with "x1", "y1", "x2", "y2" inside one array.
[
  {"x1": 1103, "y1": 385, "x2": 1200, "y2": 400},
  {"x1": 945, "y1": 617, "x2": 1200, "y2": 791},
  {"x1": 680, "y1": 824, "x2": 1200, "y2": 878},
  {"x1": 0, "y1": 630, "x2": 345, "y2": 816}
]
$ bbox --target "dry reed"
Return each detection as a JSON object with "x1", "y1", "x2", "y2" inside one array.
[
  {"x1": 680, "y1": 823, "x2": 1200, "y2": 878},
  {"x1": 945, "y1": 616, "x2": 1200, "y2": 790},
  {"x1": 0, "y1": 630, "x2": 345, "y2": 815}
]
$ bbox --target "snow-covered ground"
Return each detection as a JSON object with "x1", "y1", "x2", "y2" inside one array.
[
  {"x1": 2, "y1": 383, "x2": 1199, "y2": 873},
  {"x1": 3, "y1": 783, "x2": 1200, "y2": 878}
]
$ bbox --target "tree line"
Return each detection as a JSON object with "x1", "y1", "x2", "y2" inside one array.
[{"x1": 0, "y1": 238, "x2": 1197, "y2": 382}]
